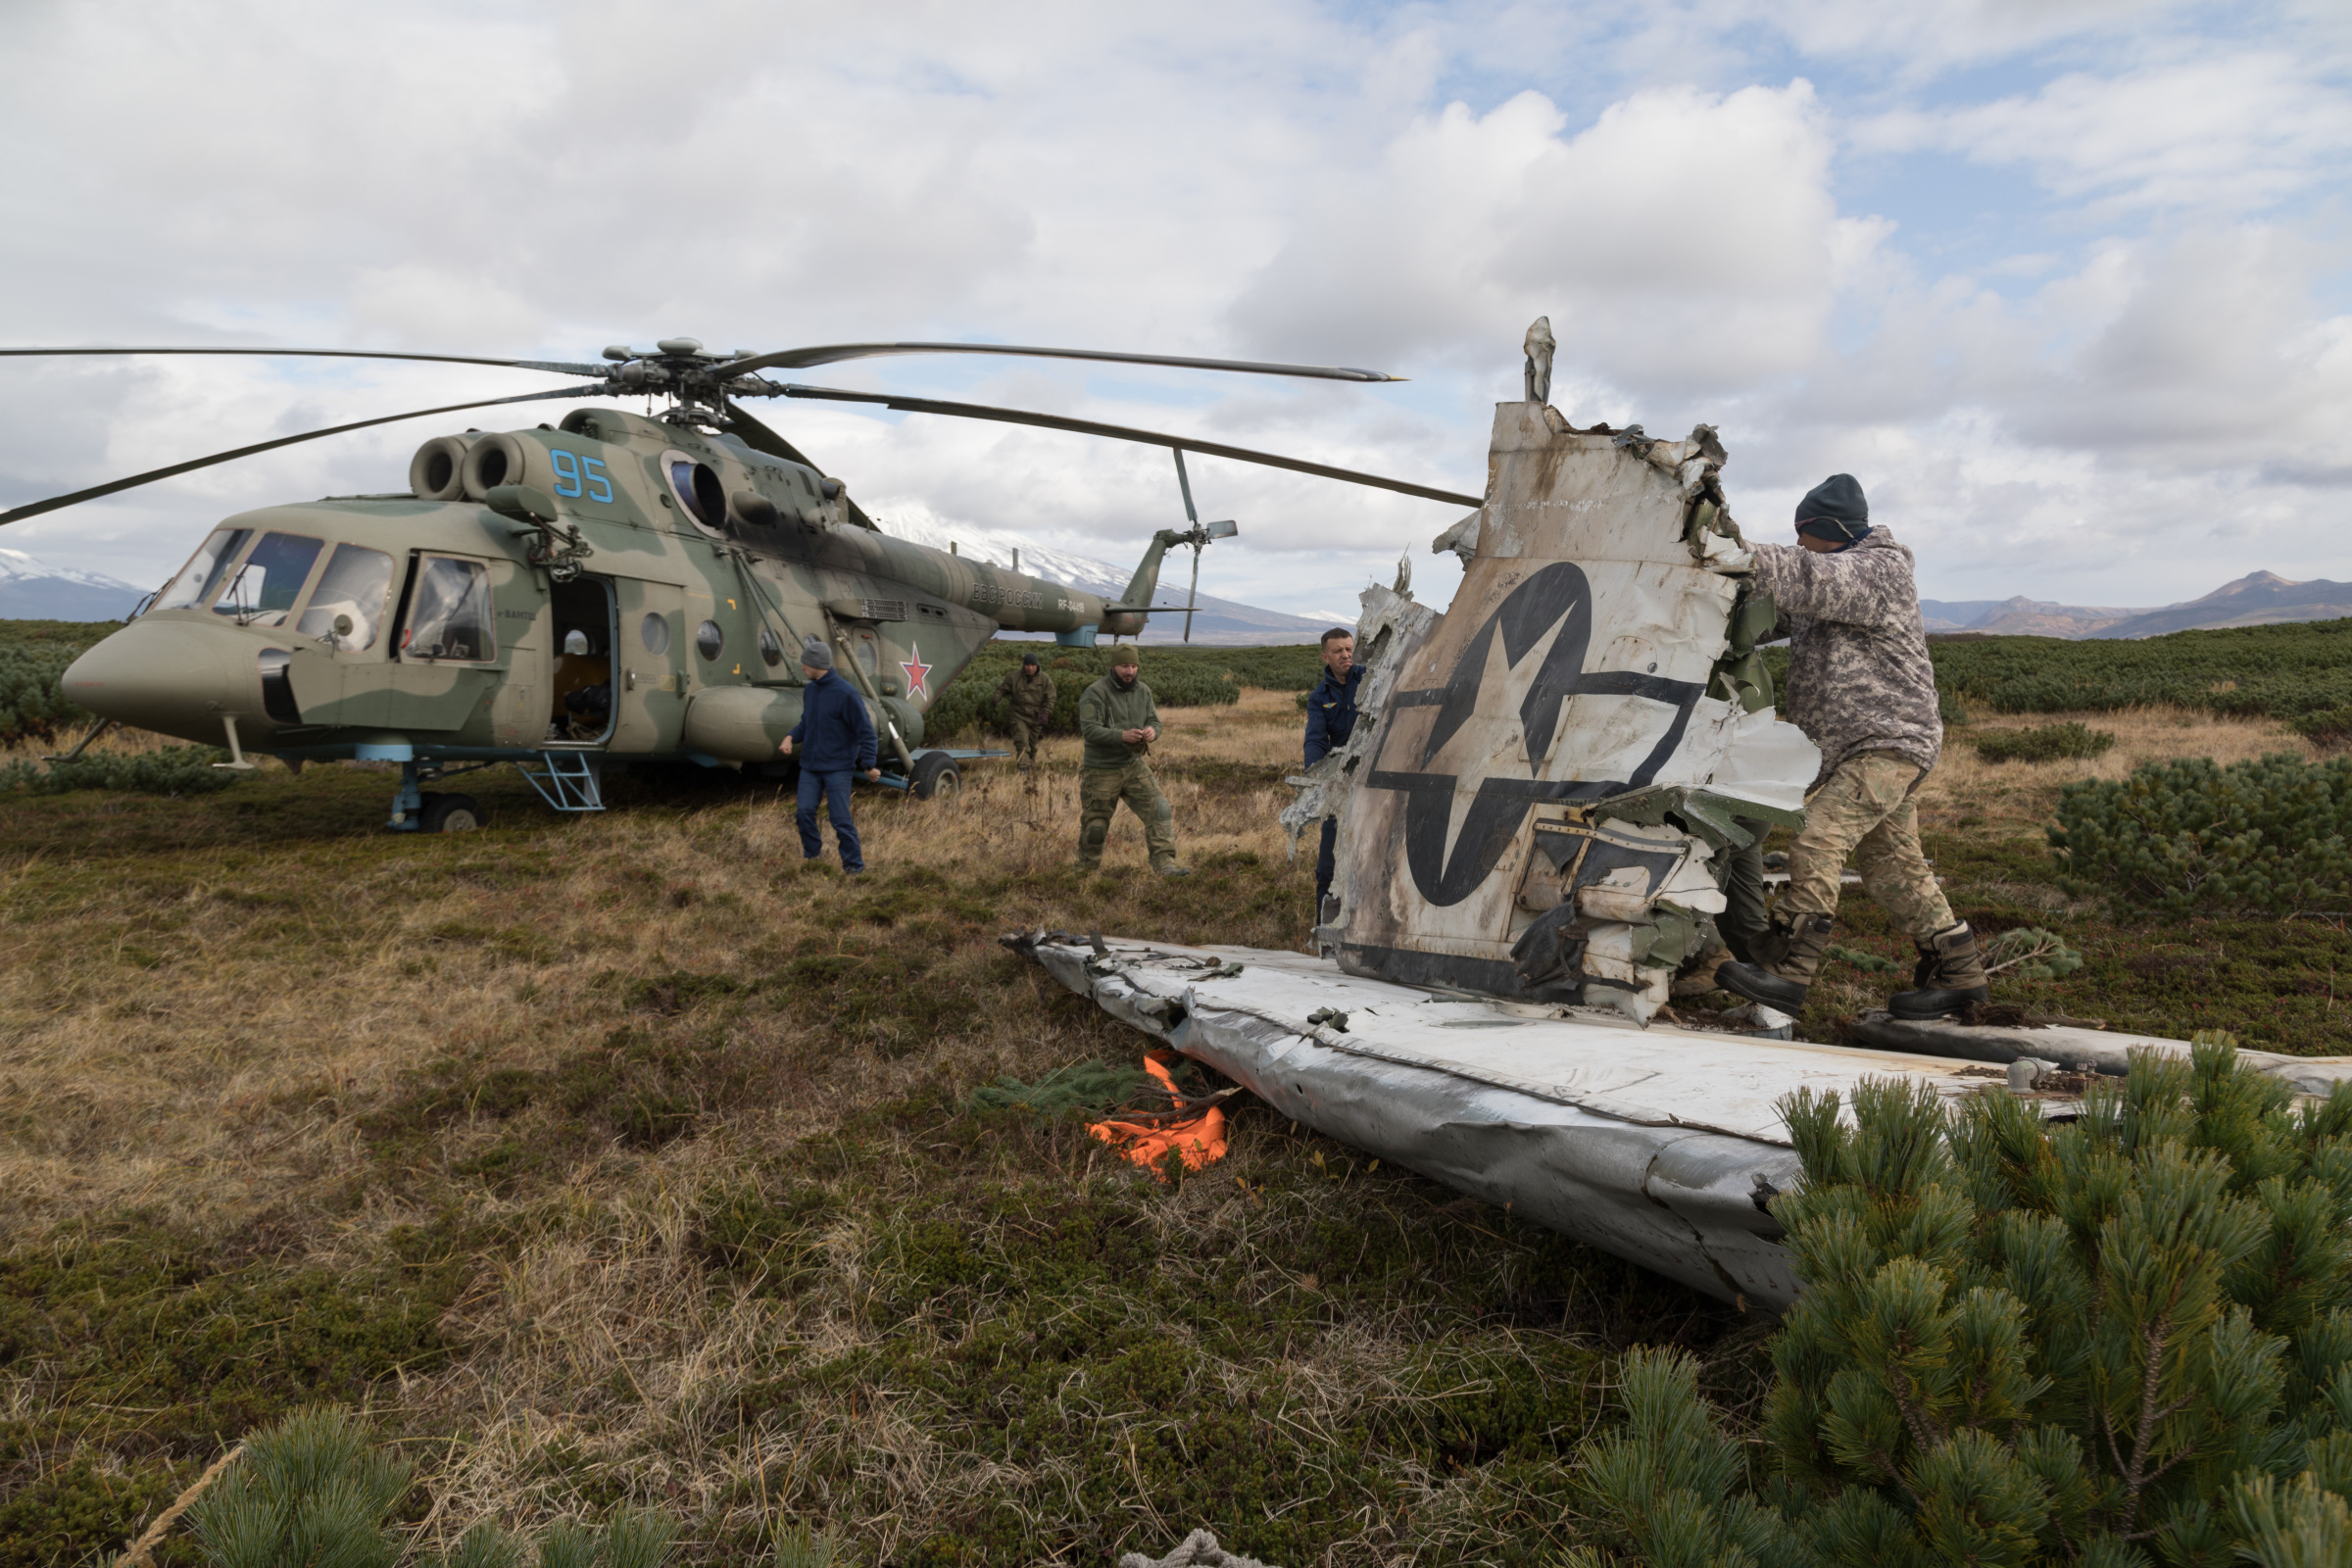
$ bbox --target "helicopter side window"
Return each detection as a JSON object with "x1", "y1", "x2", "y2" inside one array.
[
  {"x1": 400, "y1": 556, "x2": 496, "y2": 662},
  {"x1": 211, "y1": 532, "x2": 324, "y2": 627},
  {"x1": 154, "y1": 527, "x2": 254, "y2": 612},
  {"x1": 664, "y1": 456, "x2": 727, "y2": 535},
  {"x1": 295, "y1": 544, "x2": 396, "y2": 650}
]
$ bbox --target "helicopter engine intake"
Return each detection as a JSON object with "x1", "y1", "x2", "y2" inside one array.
[{"x1": 408, "y1": 434, "x2": 479, "y2": 502}]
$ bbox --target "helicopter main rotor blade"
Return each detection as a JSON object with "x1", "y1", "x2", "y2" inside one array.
[
  {"x1": 717, "y1": 342, "x2": 1403, "y2": 383},
  {"x1": 775, "y1": 384, "x2": 1484, "y2": 508},
  {"x1": 0, "y1": 384, "x2": 608, "y2": 526},
  {"x1": 0, "y1": 346, "x2": 610, "y2": 375}
]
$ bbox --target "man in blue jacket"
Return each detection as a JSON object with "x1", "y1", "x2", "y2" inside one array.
[
  {"x1": 1303, "y1": 626, "x2": 1360, "y2": 917},
  {"x1": 778, "y1": 639, "x2": 881, "y2": 873}
]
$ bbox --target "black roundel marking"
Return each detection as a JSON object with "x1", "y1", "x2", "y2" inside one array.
[{"x1": 1368, "y1": 563, "x2": 1705, "y2": 907}]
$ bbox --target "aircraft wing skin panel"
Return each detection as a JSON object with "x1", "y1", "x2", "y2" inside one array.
[{"x1": 1012, "y1": 938, "x2": 2105, "y2": 1312}]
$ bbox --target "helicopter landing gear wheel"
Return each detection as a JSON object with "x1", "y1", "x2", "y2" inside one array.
[
  {"x1": 418, "y1": 792, "x2": 484, "y2": 833},
  {"x1": 910, "y1": 752, "x2": 960, "y2": 801}
]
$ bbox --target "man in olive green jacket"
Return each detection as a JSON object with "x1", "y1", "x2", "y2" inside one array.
[
  {"x1": 990, "y1": 651, "x2": 1056, "y2": 772},
  {"x1": 1077, "y1": 645, "x2": 1188, "y2": 876}
]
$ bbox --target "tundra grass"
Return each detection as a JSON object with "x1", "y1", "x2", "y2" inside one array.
[
  {"x1": 3, "y1": 691, "x2": 2345, "y2": 1566},
  {"x1": 0, "y1": 693, "x2": 1753, "y2": 1568}
]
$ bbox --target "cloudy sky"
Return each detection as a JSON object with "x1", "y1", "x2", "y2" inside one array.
[{"x1": 2, "y1": 0, "x2": 2346, "y2": 620}]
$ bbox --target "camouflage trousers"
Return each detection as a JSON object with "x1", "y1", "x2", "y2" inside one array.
[
  {"x1": 1007, "y1": 717, "x2": 1043, "y2": 768},
  {"x1": 1783, "y1": 751, "x2": 1955, "y2": 940},
  {"x1": 1078, "y1": 759, "x2": 1177, "y2": 871}
]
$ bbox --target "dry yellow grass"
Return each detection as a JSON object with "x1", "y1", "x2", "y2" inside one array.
[
  {"x1": 1914, "y1": 702, "x2": 2318, "y2": 831},
  {"x1": 0, "y1": 692, "x2": 1310, "y2": 1231},
  {"x1": 11, "y1": 684, "x2": 2332, "y2": 1565}
]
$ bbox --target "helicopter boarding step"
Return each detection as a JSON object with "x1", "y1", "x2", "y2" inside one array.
[{"x1": 514, "y1": 752, "x2": 606, "y2": 812}]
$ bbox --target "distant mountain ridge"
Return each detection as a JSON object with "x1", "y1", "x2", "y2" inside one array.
[
  {"x1": 1922, "y1": 572, "x2": 2352, "y2": 640},
  {"x1": 0, "y1": 548, "x2": 146, "y2": 621}
]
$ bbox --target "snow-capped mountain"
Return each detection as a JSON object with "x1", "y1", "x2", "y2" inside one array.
[
  {"x1": 868, "y1": 506, "x2": 1332, "y2": 645},
  {"x1": 0, "y1": 548, "x2": 147, "y2": 621}
]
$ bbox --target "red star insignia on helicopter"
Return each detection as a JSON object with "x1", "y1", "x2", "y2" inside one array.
[{"x1": 901, "y1": 644, "x2": 933, "y2": 699}]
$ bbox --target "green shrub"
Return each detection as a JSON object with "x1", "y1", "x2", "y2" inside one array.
[
  {"x1": 179, "y1": 1406, "x2": 681, "y2": 1568},
  {"x1": 922, "y1": 643, "x2": 1319, "y2": 743},
  {"x1": 1928, "y1": 617, "x2": 2352, "y2": 722},
  {"x1": 1972, "y1": 722, "x2": 2117, "y2": 764},
  {"x1": 2293, "y1": 707, "x2": 2352, "y2": 751},
  {"x1": 966, "y1": 1059, "x2": 1154, "y2": 1119},
  {"x1": 0, "y1": 746, "x2": 241, "y2": 797},
  {"x1": 1983, "y1": 926, "x2": 2084, "y2": 981},
  {"x1": 1571, "y1": 1037, "x2": 2352, "y2": 1564},
  {"x1": 2049, "y1": 753, "x2": 2352, "y2": 916}
]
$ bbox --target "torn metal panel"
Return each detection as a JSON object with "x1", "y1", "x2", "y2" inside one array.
[
  {"x1": 1015, "y1": 935, "x2": 2090, "y2": 1313},
  {"x1": 1284, "y1": 372, "x2": 1818, "y2": 1023},
  {"x1": 1848, "y1": 1012, "x2": 2352, "y2": 1096}
]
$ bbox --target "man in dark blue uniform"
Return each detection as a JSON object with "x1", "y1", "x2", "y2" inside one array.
[
  {"x1": 1302, "y1": 626, "x2": 1360, "y2": 917},
  {"x1": 778, "y1": 639, "x2": 881, "y2": 873}
]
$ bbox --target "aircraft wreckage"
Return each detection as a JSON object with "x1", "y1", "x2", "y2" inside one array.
[{"x1": 1011, "y1": 323, "x2": 2352, "y2": 1312}]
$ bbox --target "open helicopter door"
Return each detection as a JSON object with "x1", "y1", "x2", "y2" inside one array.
[
  {"x1": 385, "y1": 552, "x2": 505, "y2": 732},
  {"x1": 612, "y1": 580, "x2": 687, "y2": 753}
]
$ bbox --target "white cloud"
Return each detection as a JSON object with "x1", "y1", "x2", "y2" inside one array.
[
  {"x1": 1858, "y1": 53, "x2": 2352, "y2": 215},
  {"x1": 1, "y1": 0, "x2": 2348, "y2": 616},
  {"x1": 1226, "y1": 82, "x2": 1855, "y2": 396}
]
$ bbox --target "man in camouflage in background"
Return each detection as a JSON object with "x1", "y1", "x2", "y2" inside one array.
[
  {"x1": 1715, "y1": 473, "x2": 1990, "y2": 1020},
  {"x1": 1076, "y1": 645, "x2": 1188, "y2": 877},
  {"x1": 991, "y1": 651, "x2": 1056, "y2": 779}
]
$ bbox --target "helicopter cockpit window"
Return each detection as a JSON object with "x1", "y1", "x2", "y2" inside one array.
[
  {"x1": 211, "y1": 532, "x2": 324, "y2": 627},
  {"x1": 295, "y1": 544, "x2": 395, "y2": 650},
  {"x1": 155, "y1": 527, "x2": 254, "y2": 612},
  {"x1": 400, "y1": 557, "x2": 495, "y2": 662}
]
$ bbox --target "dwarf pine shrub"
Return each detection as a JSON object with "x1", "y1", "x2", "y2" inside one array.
[
  {"x1": 2294, "y1": 708, "x2": 2352, "y2": 751},
  {"x1": 0, "y1": 620, "x2": 114, "y2": 743},
  {"x1": 0, "y1": 745, "x2": 241, "y2": 797},
  {"x1": 2049, "y1": 754, "x2": 2352, "y2": 916},
  {"x1": 920, "y1": 643, "x2": 1328, "y2": 742},
  {"x1": 1973, "y1": 723, "x2": 2117, "y2": 764},
  {"x1": 1983, "y1": 927, "x2": 2085, "y2": 982},
  {"x1": 178, "y1": 1406, "x2": 681, "y2": 1568},
  {"x1": 1571, "y1": 1036, "x2": 2352, "y2": 1566}
]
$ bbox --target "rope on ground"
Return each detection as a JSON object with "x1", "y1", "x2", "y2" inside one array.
[
  {"x1": 1116, "y1": 1528, "x2": 1278, "y2": 1568},
  {"x1": 110, "y1": 1442, "x2": 244, "y2": 1568}
]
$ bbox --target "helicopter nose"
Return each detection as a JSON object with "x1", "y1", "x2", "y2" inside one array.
[{"x1": 60, "y1": 617, "x2": 251, "y2": 736}]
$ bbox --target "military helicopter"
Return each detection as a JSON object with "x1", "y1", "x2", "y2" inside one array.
[{"x1": 0, "y1": 337, "x2": 1481, "y2": 830}]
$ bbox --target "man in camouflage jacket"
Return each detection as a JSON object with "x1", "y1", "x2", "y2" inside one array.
[
  {"x1": 1715, "y1": 474, "x2": 1989, "y2": 1020},
  {"x1": 991, "y1": 652, "x2": 1057, "y2": 773}
]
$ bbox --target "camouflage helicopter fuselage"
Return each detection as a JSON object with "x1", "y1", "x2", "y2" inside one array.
[{"x1": 62, "y1": 406, "x2": 1160, "y2": 815}]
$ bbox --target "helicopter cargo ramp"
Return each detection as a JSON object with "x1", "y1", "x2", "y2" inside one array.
[{"x1": 1005, "y1": 933, "x2": 2105, "y2": 1314}]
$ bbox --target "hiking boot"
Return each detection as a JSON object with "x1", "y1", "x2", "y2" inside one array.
[
  {"x1": 1889, "y1": 922, "x2": 1990, "y2": 1019},
  {"x1": 1155, "y1": 863, "x2": 1192, "y2": 878},
  {"x1": 1716, "y1": 912, "x2": 1837, "y2": 1013}
]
